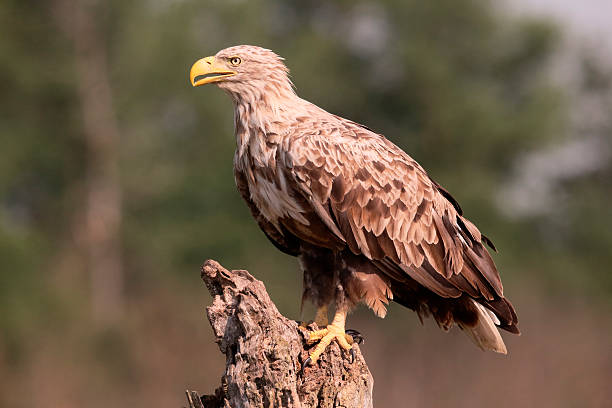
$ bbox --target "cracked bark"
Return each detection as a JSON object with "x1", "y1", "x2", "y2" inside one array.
[{"x1": 185, "y1": 260, "x2": 374, "y2": 408}]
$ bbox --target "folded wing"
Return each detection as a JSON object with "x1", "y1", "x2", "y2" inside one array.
[{"x1": 283, "y1": 120, "x2": 518, "y2": 334}]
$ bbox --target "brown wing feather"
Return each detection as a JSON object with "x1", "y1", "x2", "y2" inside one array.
[{"x1": 283, "y1": 119, "x2": 518, "y2": 331}]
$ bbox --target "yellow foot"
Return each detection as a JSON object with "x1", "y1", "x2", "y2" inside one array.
[{"x1": 303, "y1": 324, "x2": 355, "y2": 368}]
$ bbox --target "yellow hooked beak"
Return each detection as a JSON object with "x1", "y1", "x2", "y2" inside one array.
[{"x1": 190, "y1": 56, "x2": 236, "y2": 87}]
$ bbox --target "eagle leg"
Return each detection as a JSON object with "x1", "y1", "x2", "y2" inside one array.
[
  {"x1": 297, "y1": 304, "x2": 329, "y2": 329},
  {"x1": 313, "y1": 304, "x2": 329, "y2": 327},
  {"x1": 304, "y1": 309, "x2": 354, "y2": 365}
]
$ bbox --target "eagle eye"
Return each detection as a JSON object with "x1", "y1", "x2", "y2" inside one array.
[{"x1": 229, "y1": 57, "x2": 242, "y2": 66}]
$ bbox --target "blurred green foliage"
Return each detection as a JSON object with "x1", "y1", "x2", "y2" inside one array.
[{"x1": 1, "y1": 0, "x2": 611, "y2": 406}]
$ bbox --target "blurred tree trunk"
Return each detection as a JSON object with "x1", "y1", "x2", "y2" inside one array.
[{"x1": 53, "y1": 0, "x2": 124, "y2": 323}]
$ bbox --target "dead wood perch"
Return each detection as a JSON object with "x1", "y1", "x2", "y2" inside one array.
[{"x1": 185, "y1": 259, "x2": 373, "y2": 408}]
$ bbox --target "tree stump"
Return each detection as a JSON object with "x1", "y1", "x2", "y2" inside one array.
[{"x1": 186, "y1": 260, "x2": 373, "y2": 408}]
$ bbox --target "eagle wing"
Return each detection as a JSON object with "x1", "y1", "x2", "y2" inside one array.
[{"x1": 283, "y1": 119, "x2": 518, "y2": 332}]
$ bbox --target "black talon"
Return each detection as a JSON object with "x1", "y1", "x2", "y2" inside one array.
[
  {"x1": 300, "y1": 357, "x2": 312, "y2": 375},
  {"x1": 350, "y1": 348, "x2": 356, "y2": 364},
  {"x1": 345, "y1": 329, "x2": 364, "y2": 345}
]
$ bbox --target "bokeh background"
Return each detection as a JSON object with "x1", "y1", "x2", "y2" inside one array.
[{"x1": 2, "y1": 0, "x2": 611, "y2": 406}]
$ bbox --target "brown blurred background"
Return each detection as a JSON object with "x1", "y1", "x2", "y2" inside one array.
[{"x1": 1, "y1": 0, "x2": 611, "y2": 407}]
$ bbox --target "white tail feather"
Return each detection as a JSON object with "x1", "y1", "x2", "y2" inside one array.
[
  {"x1": 485, "y1": 307, "x2": 501, "y2": 325},
  {"x1": 459, "y1": 300, "x2": 507, "y2": 354}
]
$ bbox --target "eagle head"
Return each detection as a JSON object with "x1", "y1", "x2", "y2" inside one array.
[{"x1": 190, "y1": 45, "x2": 293, "y2": 101}]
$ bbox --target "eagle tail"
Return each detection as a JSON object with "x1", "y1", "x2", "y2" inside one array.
[{"x1": 459, "y1": 299, "x2": 507, "y2": 354}]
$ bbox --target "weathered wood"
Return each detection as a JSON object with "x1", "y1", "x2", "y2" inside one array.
[
  {"x1": 187, "y1": 259, "x2": 373, "y2": 408},
  {"x1": 185, "y1": 390, "x2": 205, "y2": 408}
]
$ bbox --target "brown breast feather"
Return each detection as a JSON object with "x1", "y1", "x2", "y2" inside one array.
[{"x1": 234, "y1": 165, "x2": 301, "y2": 256}]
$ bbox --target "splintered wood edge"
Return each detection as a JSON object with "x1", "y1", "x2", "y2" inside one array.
[{"x1": 184, "y1": 390, "x2": 204, "y2": 408}]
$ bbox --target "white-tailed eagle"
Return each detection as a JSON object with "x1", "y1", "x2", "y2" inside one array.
[{"x1": 190, "y1": 45, "x2": 519, "y2": 366}]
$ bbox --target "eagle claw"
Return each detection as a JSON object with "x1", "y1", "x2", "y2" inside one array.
[
  {"x1": 300, "y1": 357, "x2": 312, "y2": 375},
  {"x1": 345, "y1": 329, "x2": 364, "y2": 344}
]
